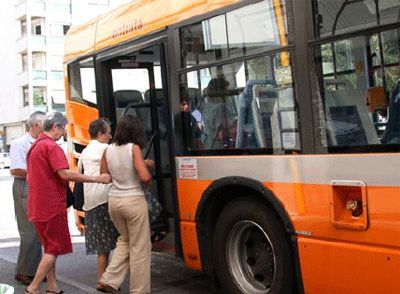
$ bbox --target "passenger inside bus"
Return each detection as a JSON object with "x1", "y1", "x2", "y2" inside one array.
[
  {"x1": 201, "y1": 77, "x2": 237, "y2": 149},
  {"x1": 175, "y1": 99, "x2": 203, "y2": 150},
  {"x1": 382, "y1": 80, "x2": 400, "y2": 144},
  {"x1": 236, "y1": 79, "x2": 280, "y2": 149}
]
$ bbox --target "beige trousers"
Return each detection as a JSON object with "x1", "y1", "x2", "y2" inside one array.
[{"x1": 100, "y1": 196, "x2": 151, "y2": 294}]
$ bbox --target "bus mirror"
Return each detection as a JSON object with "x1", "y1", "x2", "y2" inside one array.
[{"x1": 365, "y1": 87, "x2": 386, "y2": 112}]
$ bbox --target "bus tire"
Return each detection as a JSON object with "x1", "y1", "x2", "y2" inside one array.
[{"x1": 213, "y1": 199, "x2": 293, "y2": 294}]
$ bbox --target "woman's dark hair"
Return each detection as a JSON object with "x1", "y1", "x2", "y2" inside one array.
[
  {"x1": 113, "y1": 115, "x2": 146, "y2": 148},
  {"x1": 89, "y1": 118, "x2": 110, "y2": 139}
]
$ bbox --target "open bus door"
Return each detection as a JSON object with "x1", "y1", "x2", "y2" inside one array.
[{"x1": 96, "y1": 44, "x2": 176, "y2": 252}]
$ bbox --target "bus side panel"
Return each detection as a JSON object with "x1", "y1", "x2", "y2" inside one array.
[
  {"x1": 180, "y1": 221, "x2": 202, "y2": 271},
  {"x1": 177, "y1": 178, "x2": 400, "y2": 249},
  {"x1": 177, "y1": 179, "x2": 212, "y2": 271},
  {"x1": 298, "y1": 237, "x2": 400, "y2": 293},
  {"x1": 65, "y1": 100, "x2": 98, "y2": 145},
  {"x1": 176, "y1": 179, "x2": 212, "y2": 221},
  {"x1": 65, "y1": 100, "x2": 98, "y2": 168}
]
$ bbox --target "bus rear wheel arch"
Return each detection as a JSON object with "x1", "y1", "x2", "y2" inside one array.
[{"x1": 212, "y1": 198, "x2": 294, "y2": 293}]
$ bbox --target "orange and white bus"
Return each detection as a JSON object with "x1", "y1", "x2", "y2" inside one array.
[{"x1": 64, "y1": 0, "x2": 400, "y2": 292}]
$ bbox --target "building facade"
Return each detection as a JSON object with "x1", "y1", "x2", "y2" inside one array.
[{"x1": 0, "y1": 0, "x2": 131, "y2": 152}]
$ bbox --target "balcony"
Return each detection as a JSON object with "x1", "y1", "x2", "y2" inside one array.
[
  {"x1": 17, "y1": 71, "x2": 29, "y2": 86},
  {"x1": 15, "y1": 35, "x2": 28, "y2": 53},
  {"x1": 15, "y1": 35, "x2": 46, "y2": 53},
  {"x1": 32, "y1": 105, "x2": 48, "y2": 113},
  {"x1": 47, "y1": 37, "x2": 65, "y2": 55},
  {"x1": 15, "y1": 0, "x2": 45, "y2": 20},
  {"x1": 30, "y1": 1, "x2": 45, "y2": 18},
  {"x1": 46, "y1": 3, "x2": 72, "y2": 22},
  {"x1": 32, "y1": 35, "x2": 46, "y2": 52},
  {"x1": 15, "y1": 1, "x2": 27, "y2": 20},
  {"x1": 18, "y1": 106, "x2": 30, "y2": 122}
]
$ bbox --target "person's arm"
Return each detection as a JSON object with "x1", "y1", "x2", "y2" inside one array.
[
  {"x1": 100, "y1": 149, "x2": 109, "y2": 175},
  {"x1": 132, "y1": 144, "x2": 152, "y2": 186},
  {"x1": 57, "y1": 169, "x2": 111, "y2": 183},
  {"x1": 10, "y1": 168, "x2": 26, "y2": 178},
  {"x1": 144, "y1": 159, "x2": 155, "y2": 169},
  {"x1": 74, "y1": 209, "x2": 85, "y2": 235},
  {"x1": 9, "y1": 140, "x2": 27, "y2": 178}
]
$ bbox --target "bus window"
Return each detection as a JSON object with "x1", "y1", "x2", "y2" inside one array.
[
  {"x1": 226, "y1": 0, "x2": 288, "y2": 57},
  {"x1": 180, "y1": 0, "x2": 289, "y2": 68},
  {"x1": 315, "y1": 28, "x2": 400, "y2": 148},
  {"x1": 180, "y1": 51, "x2": 299, "y2": 152},
  {"x1": 180, "y1": 14, "x2": 228, "y2": 68},
  {"x1": 111, "y1": 68, "x2": 148, "y2": 121},
  {"x1": 68, "y1": 57, "x2": 97, "y2": 106},
  {"x1": 315, "y1": 0, "x2": 400, "y2": 37}
]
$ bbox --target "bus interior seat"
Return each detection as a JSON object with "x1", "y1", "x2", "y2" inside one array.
[
  {"x1": 235, "y1": 79, "x2": 277, "y2": 149},
  {"x1": 143, "y1": 89, "x2": 167, "y2": 136},
  {"x1": 324, "y1": 87, "x2": 380, "y2": 146},
  {"x1": 113, "y1": 90, "x2": 143, "y2": 119},
  {"x1": 144, "y1": 89, "x2": 164, "y2": 103},
  {"x1": 252, "y1": 84, "x2": 281, "y2": 149},
  {"x1": 382, "y1": 80, "x2": 400, "y2": 144},
  {"x1": 143, "y1": 88, "x2": 170, "y2": 170}
]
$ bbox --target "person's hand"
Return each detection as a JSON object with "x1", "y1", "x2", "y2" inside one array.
[
  {"x1": 144, "y1": 159, "x2": 155, "y2": 169},
  {"x1": 98, "y1": 174, "x2": 112, "y2": 183},
  {"x1": 76, "y1": 220, "x2": 85, "y2": 235}
]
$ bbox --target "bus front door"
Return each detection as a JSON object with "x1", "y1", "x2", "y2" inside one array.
[{"x1": 100, "y1": 44, "x2": 174, "y2": 251}]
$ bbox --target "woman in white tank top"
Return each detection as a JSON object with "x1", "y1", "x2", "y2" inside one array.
[{"x1": 97, "y1": 115, "x2": 153, "y2": 294}]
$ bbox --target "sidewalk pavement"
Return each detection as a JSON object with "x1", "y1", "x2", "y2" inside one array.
[
  {"x1": 0, "y1": 238, "x2": 213, "y2": 294},
  {"x1": 0, "y1": 257, "x2": 88, "y2": 294}
]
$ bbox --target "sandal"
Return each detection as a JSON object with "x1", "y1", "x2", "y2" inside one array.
[
  {"x1": 96, "y1": 282, "x2": 118, "y2": 293},
  {"x1": 46, "y1": 290, "x2": 64, "y2": 294},
  {"x1": 25, "y1": 288, "x2": 39, "y2": 294},
  {"x1": 151, "y1": 231, "x2": 167, "y2": 243}
]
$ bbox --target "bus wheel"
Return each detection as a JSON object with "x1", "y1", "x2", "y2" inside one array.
[{"x1": 213, "y1": 199, "x2": 293, "y2": 294}]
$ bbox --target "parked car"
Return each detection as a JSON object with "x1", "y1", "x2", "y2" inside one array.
[{"x1": 0, "y1": 153, "x2": 11, "y2": 169}]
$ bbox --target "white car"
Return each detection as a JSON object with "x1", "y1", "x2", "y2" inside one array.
[{"x1": 0, "y1": 153, "x2": 10, "y2": 169}]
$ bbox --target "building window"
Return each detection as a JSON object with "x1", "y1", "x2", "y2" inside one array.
[
  {"x1": 89, "y1": 0, "x2": 109, "y2": 5},
  {"x1": 63, "y1": 25, "x2": 70, "y2": 35},
  {"x1": 22, "y1": 87, "x2": 29, "y2": 107},
  {"x1": 34, "y1": 25, "x2": 42, "y2": 35},
  {"x1": 33, "y1": 88, "x2": 46, "y2": 106},
  {"x1": 21, "y1": 21, "x2": 27, "y2": 37},
  {"x1": 21, "y1": 54, "x2": 28, "y2": 72},
  {"x1": 32, "y1": 53, "x2": 46, "y2": 70},
  {"x1": 50, "y1": 71, "x2": 63, "y2": 80},
  {"x1": 51, "y1": 90, "x2": 65, "y2": 105}
]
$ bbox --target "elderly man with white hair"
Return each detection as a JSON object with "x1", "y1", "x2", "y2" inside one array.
[{"x1": 10, "y1": 111, "x2": 45, "y2": 286}]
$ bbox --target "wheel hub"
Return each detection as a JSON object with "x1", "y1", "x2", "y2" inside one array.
[{"x1": 226, "y1": 220, "x2": 276, "y2": 294}]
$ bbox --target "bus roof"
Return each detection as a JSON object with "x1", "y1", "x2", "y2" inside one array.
[{"x1": 64, "y1": 0, "x2": 241, "y2": 63}]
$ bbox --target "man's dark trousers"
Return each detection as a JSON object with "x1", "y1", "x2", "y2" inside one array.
[{"x1": 12, "y1": 177, "x2": 42, "y2": 276}]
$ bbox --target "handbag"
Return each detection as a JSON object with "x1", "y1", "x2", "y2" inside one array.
[
  {"x1": 66, "y1": 185, "x2": 74, "y2": 208},
  {"x1": 144, "y1": 189, "x2": 163, "y2": 224},
  {"x1": 73, "y1": 164, "x2": 85, "y2": 211},
  {"x1": 72, "y1": 182, "x2": 84, "y2": 211}
]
